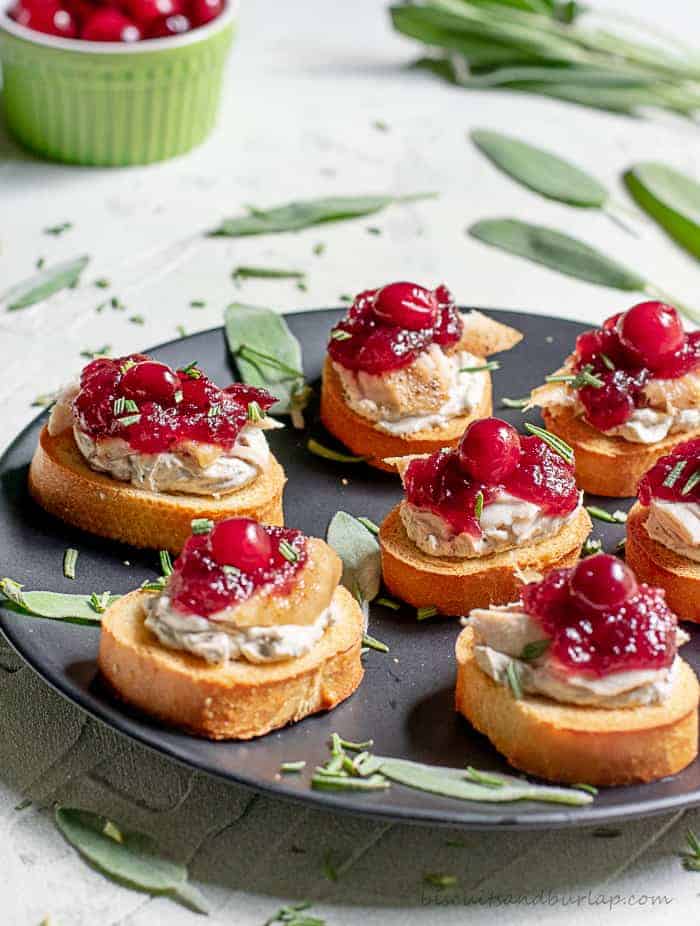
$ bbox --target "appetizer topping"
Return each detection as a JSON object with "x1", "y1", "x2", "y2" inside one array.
[
  {"x1": 328, "y1": 282, "x2": 463, "y2": 375},
  {"x1": 466, "y1": 556, "x2": 687, "y2": 707},
  {"x1": 458, "y1": 417, "x2": 520, "y2": 482},
  {"x1": 533, "y1": 301, "x2": 700, "y2": 440},
  {"x1": 638, "y1": 438, "x2": 700, "y2": 562}
]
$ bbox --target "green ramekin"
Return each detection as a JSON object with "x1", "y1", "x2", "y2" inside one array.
[{"x1": 0, "y1": 2, "x2": 236, "y2": 166}]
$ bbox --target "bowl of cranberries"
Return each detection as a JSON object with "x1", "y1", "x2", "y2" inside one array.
[{"x1": 0, "y1": 0, "x2": 236, "y2": 165}]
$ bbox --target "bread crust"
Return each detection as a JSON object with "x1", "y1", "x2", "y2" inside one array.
[
  {"x1": 626, "y1": 501, "x2": 700, "y2": 624},
  {"x1": 98, "y1": 586, "x2": 364, "y2": 740},
  {"x1": 379, "y1": 505, "x2": 591, "y2": 615},
  {"x1": 455, "y1": 626, "x2": 699, "y2": 786},
  {"x1": 542, "y1": 407, "x2": 700, "y2": 498},
  {"x1": 29, "y1": 426, "x2": 286, "y2": 553},
  {"x1": 320, "y1": 357, "x2": 492, "y2": 472}
]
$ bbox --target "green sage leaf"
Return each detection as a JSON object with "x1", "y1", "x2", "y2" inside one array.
[
  {"x1": 0, "y1": 579, "x2": 118, "y2": 625},
  {"x1": 471, "y1": 129, "x2": 608, "y2": 208},
  {"x1": 3, "y1": 255, "x2": 90, "y2": 311},
  {"x1": 211, "y1": 193, "x2": 436, "y2": 237},
  {"x1": 224, "y1": 303, "x2": 304, "y2": 415},
  {"x1": 326, "y1": 511, "x2": 381, "y2": 603},
  {"x1": 469, "y1": 218, "x2": 646, "y2": 290},
  {"x1": 55, "y1": 808, "x2": 209, "y2": 914},
  {"x1": 625, "y1": 162, "x2": 700, "y2": 259}
]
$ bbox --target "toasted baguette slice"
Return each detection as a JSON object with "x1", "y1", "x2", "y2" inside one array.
[
  {"x1": 542, "y1": 407, "x2": 700, "y2": 498},
  {"x1": 379, "y1": 505, "x2": 591, "y2": 615},
  {"x1": 625, "y1": 502, "x2": 700, "y2": 624},
  {"x1": 455, "y1": 626, "x2": 699, "y2": 786},
  {"x1": 29, "y1": 426, "x2": 286, "y2": 553},
  {"x1": 320, "y1": 357, "x2": 492, "y2": 473},
  {"x1": 99, "y1": 586, "x2": 364, "y2": 740}
]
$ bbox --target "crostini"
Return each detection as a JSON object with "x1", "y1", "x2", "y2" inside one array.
[
  {"x1": 456, "y1": 553, "x2": 699, "y2": 785},
  {"x1": 379, "y1": 417, "x2": 591, "y2": 614},
  {"x1": 320, "y1": 282, "x2": 522, "y2": 471},
  {"x1": 626, "y1": 437, "x2": 700, "y2": 623},
  {"x1": 99, "y1": 517, "x2": 364, "y2": 739},
  {"x1": 530, "y1": 301, "x2": 700, "y2": 497},
  {"x1": 29, "y1": 355, "x2": 286, "y2": 552}
]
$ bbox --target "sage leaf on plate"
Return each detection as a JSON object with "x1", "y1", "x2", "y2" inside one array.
[
  {"x1": 469, "y1": 218, "x2": 646, "y2": 290},
  {"x1": 326, "y1": 511, "x2": 381, "y2": 604},
  {"x1": 2, "y1": 255, "x2": 90, "y2": 311},
  {"x1": 470, "y1": 129, "x2": 608, "y2": 208},
  {"x1": 55, "y1": 808, "x2": 209, "y2": 914},
  {"x1": 224, "y1": 303, "x2": 304, "y2": 415},
  {"x1": 211, "y1": 193, "x2": 436, "y2": 237},
  {"x1": 624, "y1": 162, "x2": 700, "y2": 259},
  {"x1": 376, "y1": 757, "x2": 593, "y2": 806},
  {"x1": 0, "y1": 579, "x2": 118, "y2": 625}
]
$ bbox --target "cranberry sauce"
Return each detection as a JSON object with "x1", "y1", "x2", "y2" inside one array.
[
  {"x1": 73, "y1": 355, "x2": 275, "y2": 454},
  {"x1": 522, "y1": 555, "x2": 677, "y2": 677},
  {"x1": 638, "y1": 438, "x2": 700, "y2": 506},
  {"x1": 168, "y1": 520, "x2": 308, "y2": 617},
  {"x1": 570, "y1": 302, "x2": 700, "y2": 432},
  {"x1": 327, "y1": 282, "x2": 463, "y2": 375},
  {"x1": 403, "y1": 425, "x2": 579, "y2": 539}
]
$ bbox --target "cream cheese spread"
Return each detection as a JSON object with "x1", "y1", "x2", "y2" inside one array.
[
  {"x1": 646, "y1": 498, "x2": 700, "y2": 563},
  {"x1": 144, "y1": 593, "x2": 338, "y2": 665}
]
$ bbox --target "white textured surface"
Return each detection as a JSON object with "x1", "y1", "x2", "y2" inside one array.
[{"x1": 2, "y1": 0, "x2": 700, "y2": 923}]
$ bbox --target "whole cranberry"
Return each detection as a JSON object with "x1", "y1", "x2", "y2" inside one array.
[
  {"x1": 617, "y1": 301, "x2": 684, "y2": 369},
  {"x1": 127, "y1": 0, "x2": 182, "y2": 24},
  {"x1": 570, "y1": 554, "x2": 638, "y2": 612},
  {"x1": 188, "y1": 0, "x2": 222, "y2": 26},
  {"x1": 372, "y1": 282, "x2": 439, "y2": 330},
  {"x1": 82, "y1": 8, "x2": 141, "y2": 40},
  {"x1": 120, "y1": 361, "x2": 178, "y2": 404},
  {"x1": 12, "y1": 0, "x2": 79, "y2": 37},
  {"x1": 210, "y1": 518, "x2": 272, "y2": 571},
  {"x1": 146, "y1": 11, "x2": 189, "y2": 34},
  {"x1": 458, "y1": 417, "x2": 521, "y2": 482}
]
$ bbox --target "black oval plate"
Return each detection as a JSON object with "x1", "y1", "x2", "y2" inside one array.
[{"x1": 2, "y1": 308, "x2": 699, "y2": 830}]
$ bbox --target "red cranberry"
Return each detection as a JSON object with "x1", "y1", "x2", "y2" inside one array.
[
  {"x1": 188, "y1": 0, "x2": 222, "y2": 26},
  {"x1": 210, "y1": 518, "x2": 272, "y2": 571},
  {"x1": 458, "y1": 418, "x2": 521, "y2": 482},
  {"x1": 82, "y1": 8, "x2": 141, "y2": 40},
  {"x1": 127, "y1": 0, "x2": 182, "y2": 24},
  {"x1": 12, "y1": 1, "x2": 79, "y2": 37},
  {"x1": 618, "y1": 301, "x2": 684, "y2": 369},
  {"x1": 570, "y1": 554, "x2": 638, "y2": 612},
  {"x1": 146, "y1": 11, "x2": 189, "y2": 34},
  {"x1": 372, "y1": 282, "x2": 439, "y2": 331},
  {"x1": 120, "y1": 361, "x2": 178, "y2": 404}
]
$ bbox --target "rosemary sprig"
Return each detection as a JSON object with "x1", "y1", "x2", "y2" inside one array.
[
  {"x1": 546, "y1": 364, "x2": 604, "y2": 389},
  {"x1": 524, "y1": 423, "x2": 574, "y2": 464},
  {"x1": 180, "y1": 361, "x2": 201, "y2": 379},
  {"x1": 582, "y1": 537, "x2": 603, "y2": 557},
  {"x1": 279, "y1": 540, "x2": 299, "y2": 563},
  {"x1": 474, "y1": 490, "x2": 484, "y2": 520},
  {"x1": 356, "y1": 516, "x2": 379, "y2": 535},
  {"x1": 501, "y1": 396, "x2": 529, "y2": 409},
  {"x1": 586, "y1": 506, "x2": 627, "y2": 524},
  {"x1": 460, "y1": 360, "x2": 500, "y2": 374},
  {"x1": 600, "y1": 353, "x2": 615, "y2": 371},
  {"x1": 505, "y1": 660, "x2": 523, "y2": 700},
  {"x1": 362, "y1": 633, "x2": 389, "y2": 654},
  {"x1": 159, "y1": 550, "x2": 174, "y2": 577},
  {"x1": 376, "y1": 596, "x2": 400, "y2": 610},
  {"x1": 681, "y1": 467, "x2": 700, "y2": 496},
  {"x1": 63, "y1": 548, "x2": 78, "y2": 580},
  {"x1": 246, "y1": 400, "x2": 263, "y2": 423},
  {"x1": 417, "y1": 605, "x2": 438, "y2": 621},
  {"x1": 663, "y1": 460, "x2": 687, "y2": 488},
  {"x1": 279, "y1": 761, "x2": 306, "y2": 774},
  {"x1": 116, "y1": 414, "x2": 140, "y2": 428},
  {"x1": 88, "y1": 591, "x2": 111, "y2": 614},
  {"x1": 307, "y1": 439, "x2": 367, "y2": 463},
  {"x1": 330, "y1": 329, "x2": 352, "y2": 341}
]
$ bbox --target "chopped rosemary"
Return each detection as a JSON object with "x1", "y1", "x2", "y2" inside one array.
[
  {"x1": 373, "y1": 119, "x2": 389, "y2": 132},
  {"x1": 682, "y1": 829, "x2": 700, "y2": 871},
  {"x1": 159, "y1": 550, "x2": 173, "y2": 577},
  {"x1": 191, "y1": 518, "x2": 214, "y2": 535},
  {"x1": 505, "y1": 660, "x2": 523, "y2": 699},
  {"x1": 501, "y1": 396, "x2": 529, "y2": 409},
  {"x1": 366, "y1": 226, "x2": 382, "y2": 235},
  {"x1": 524, "y1": 423, "x2": 574, "y2": 465},
  {"x1": 362, "y1": 633, "x2": 389, "y2": 653},
  {"x1": 424, "y1": 873, "x2": 457, "y2": 888},
  {"x1": 128, "y1": 314, "x2": 144, "y2": 325},
  {"x1": 63, "y1": 548, "x2": 78, "y2": 580},
  {"x1": 465, "y1": 766, "x2": 503, "y2": 788},
  {"x1": 330, "y1": 329, "x2": 352, "y2": 341},
  {"x1": 682, "y1": 468, "x2": 700, "y2": 496},
  {"x1": 279, "y1": 540, "x2": 299, "y2": 563},
  {"x1": 176, "y1": 325, "x2": 187, "y2": 338},
  {"x1": 189, "y1": 299, "x2": 206, "y2": 308},
  {"x1": 94, "y1": 278, "x2": 110, "y2": 289},
  {"x1": 474, "y1": 490, "x2": 484, "y2": 520},
  {"x1": 339, "y1": 293, "x2": 353, "y2": 303},
  {"x1": 80, "y1": 345, "x2": 111, "y2": 360},
  {"x1": 88, "y1": 591, "x2": 111, "y2": 614},
  {"x1": 417, "y1": 605, "x2": 438, "y2": 621},
  {"x1": 141, "y1": 577, "x2": 167, "y2": 592},
  {"x1": 600, "y1": 353, "x2": 615, "y2": 371},
  {"x1": 180, "y1": 361, "x2": 201, "y2": 379},
  {"x1": 222, "y1": 564, "x2": 242, "y2": 579},
  {"x1": 36, "y1": 257, "x2": 45, "y2": 269},
  {"x1": 246, "y1": 400, "x2": 263, "y2": 423},
  {"x1": 582, "y1": 537, "x2": 603, "y2": 557},
  {"x1": 120, "y1": 359, "x2": 136, "y2": 373},
  {"x1": 313, "y1": 242, "x2": 326, "y2": 256},
  {"x1": 545, "y1": 364, "x2": 604, "y2": 390},
  {"x1": 113, "y1": 397, "x2": 126, "y2": 416},
  {"x1": 44, "y1": 221, "x2": 72, "y2": 236},
  {"x1": 232, "y1": 265, "x2": 306, "y2": 283},
  {"x1": 208, "y1": 403, "x2": 221, "y2": 418},
  {"x1": 307, "y1": 439, "x2": 367, "y2": 463},
  {"x1": 336, "y1": 736, "x2": 374, "y2": 751},
  {"x1": 117, "y1": 414, "x2": 140, "y2": 427},
  {"x1": 31, "y1": 391, "x2": 59, "y2": 408},
  {"x1": 376, "y1": 596, "x2": 400, "y2": 610},
  {"x1": 280, "y1": 761, "x2": 306, "y2": 774},
  {"x1": 586, "y1": 506, "x2": 627, "y2": 524},
  {"x1": 663, "y1": 460, "x2": 687, "y2": 488},
  {"x1": 519, "y1": 639, "x2": 550, "y2": 661},
  {"x1": 460, "y1": 360, "x2": 500, "y2": 374},
  {"x1": 572, "y1": 783, "x2": 599, "y2": 795},
  {"x1": 356, "y1": 516, "x2": 379, "y2": 535},
  {"x1": 123, "y1": 399, "x2": 138, "y2": 413}
]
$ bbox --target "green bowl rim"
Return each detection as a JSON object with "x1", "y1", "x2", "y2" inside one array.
[{"x1": 0, "y1": 0, "x2": 236, "y2": 54}]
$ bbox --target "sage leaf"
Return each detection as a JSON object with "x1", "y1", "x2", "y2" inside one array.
[
  {"x1": 471, "y1": 129, "x2": 607, "y2": 208},
  {"x1": 376, "y1": 757, "x2": 593, "y2": 806},
  {"x1": 211, "y1": 193, "x2": 436, "y2": 237},
  {"x1": 224, "y1": 303, "x2": 304, "y2": 415},
  {"x1": 0, "y1": 579, "x2": 118, "y2": 625},
  {"x1": 625, "y1": 162, "x2": 700, "y2": 259},
  {"x1": 55, "y1": 808, "x2": 209, "y2": 914},
  {"x1": 326, "y1": 511, "x2": 381, "y2": 603},
  {"x1": 469, "y1": 218, "x2": 646, "y2": 290},
  {"x1": 3, "y1": 255, "x2": 90, "y2": 311}
]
